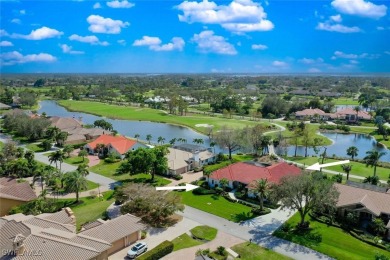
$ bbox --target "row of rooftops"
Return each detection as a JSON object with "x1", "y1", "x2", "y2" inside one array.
[
  {"x1": 295, "y1": 107, "x2": 372, "y2": 120},
  {"x1": 0, "y1": 208, "x2": 144, "y2": 259}
]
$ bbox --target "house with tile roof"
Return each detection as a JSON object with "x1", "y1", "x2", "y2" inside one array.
[
  {"x1": 167, "y1": 144, "x2": 216, "y2": 175},
  {"x1": 0, "y1": 208, "x2": 145, "y2": 259},
  {"x1": 84, "y1": 135, "x2": 146, "y2": 158},
  {"x1": 333, "y1": 107, "x2": 372, "y2": 122},
  {"x1": 295, "y1": 108, "x2": 329, "y2": 120},
  {"x1": 208, "y1": 161, "x2": 301, "y2": 197},
  {"x1": 334, "y1": 182, "x2": 390, "y2": 239},
  {"x1": 0, "y1": 178, "x2": 37, "y2": 217}
]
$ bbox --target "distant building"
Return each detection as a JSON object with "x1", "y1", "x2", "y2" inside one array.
[
  {"x1": 333, "y1": 108, "x2": 372, "y2": 122},
  {"x1": 295, "y1": 108, "x2": 328, "y2": 120},
  {"x1": 0, "y1": 177, "x2": 37, "y2": 216}
]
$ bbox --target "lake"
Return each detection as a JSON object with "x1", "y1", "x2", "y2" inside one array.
[{"x1": 39, "y1": 100, "x2": 390, "y2": 162}]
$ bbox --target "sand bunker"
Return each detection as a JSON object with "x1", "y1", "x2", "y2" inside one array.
[{"x1": 195, "y1": 124, "x2": 213, "y2": 128}]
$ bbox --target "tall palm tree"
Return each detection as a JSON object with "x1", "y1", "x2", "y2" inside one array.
[
  {"x1": 157, "y1": 136, "x2": 165, "y2": 145},
  {"x1": 77, "y1": 163, "x2": 89, "y2": 176},
  {"x1": 193, "y1": 138, "x2": 204, "y2": 145},
  {"x1": 346, "y1": 146, "x2": 358, "y2": 161},
  {"x1": 64, "y1": 171, "x2": 87, "y2": 202},
  {"x1": 146, "y1": 134, "x2": 152, "y2": 144},
  {"x1": 46, "y1": 126, "x2": 60, "y2": 141},
  {"x1": 55, "y1": 131, "x2": 68, "y2": 147},
  {"x1": 353, "y1": 106, "x2": 361, "y2": 123},
  {"x1": 134, "y1": 133, "x2": 140, "y2": 141},
  {"x1": 169, "y1": 138, "x2": 176, "y2": 145},
  {"x1": 341, "y1": 164, "x2": 352, "y2": 181},
  {"x1": 254, "y1": 178, "x2": 270, "y2": 211},
  {"x1": 49, "y1": 150, "x2": 64, "y2": 170},
  {"x1": 363, "y1": 149, "x2": 386, "y2": 177}
]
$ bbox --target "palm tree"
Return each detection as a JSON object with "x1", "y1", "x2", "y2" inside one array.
[
  {"x1": 95, "y1": 143, "x2": 105, "y2": 156},
  {"x1": 64, "y1": 171, "x2": 87, "y2": 202},
  {"x1": 46, "y1": 126, "x2": 60, "y2": 140},
  {"x1": 146, "y1": 134, "x2": 152, "y2": 144},
  {"x1": 78, "y1": 149, "x2": 88, "y2": 162},
  {"x1": 363, "y1": 149, "x2": 386, "y2": 177},
  {"x1": 169, "y1": 138, "x2": 176, "y2": 145},
  {"x1": 62, "y1": 145, "x2": 74, "y2": 158},
  {"x1": 254, "y1": 178, "x2": 270, "y2": 211},
  {"x1": 353, "y1": 106, "x2": 361, "y2": 123},
  {"x1": 193, "y1": 138, "x2": 204, "y2": 145},
  {"x1": 49, "y1": 150, "x2": 64, "y2": 170},
  {"x1": 346, "y1": 146, "x2": 358, "y2": 161},
  {"x1": 219, "y1": 178, "x2": 229, "y2": 191},
  {"x1": 77, "y1": 163, "x2": 89, "y2": 176},
  {"x1": 134, "y1": 133, "x2": 140, "y2": 141},
  {"x1": 55, "y1": 131, "x2": 68, "y2": 147},
  {"x1": 157, "y1": 136, "x2": 165, "y2": 145},
  {"x1": 341, "y1": 164, "x2": 352, "y2": 181}
]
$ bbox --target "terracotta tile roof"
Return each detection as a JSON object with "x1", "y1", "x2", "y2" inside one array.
[
  {"x1": 87, "y1": 134, "x2": 137, "y2": 155},
  {"x1": 0, "y1": 177, "x2": 37, "y2": 202},
  {"x1": 335, "y1": 183, "x2": 390, "y2": 216},
  {"x1": 295, "y1": 108, "x2": 326, "y2": 116},
  {"x1": 49, "y1": 116, "x2": 83, "y2": 130},
  {"x1": 334, "y1": 108, "x2": 372, "y2": 120},
  {"x1": 80, "y1": 214, "x2": 144, "y2": 243},
  {"x1": 0, "y1": 220, "x2": 31, "y2": 253},
  {"x1": 210, "y1": 161, "x2": 301, "y2": 187}
]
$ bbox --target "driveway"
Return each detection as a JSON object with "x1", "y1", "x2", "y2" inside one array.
[
  {"x1": 179, "y1": 206, "x2": 332, "y2": 260},
  {"x1": 167, "y1": 171, "x2": 204, "y2": 186},
  {"x1": 108, "y1": 217, "x2": 200, "y2": 260},
  {"x1": 162, "y1": 231, "x2": 244, "y2": 260}
]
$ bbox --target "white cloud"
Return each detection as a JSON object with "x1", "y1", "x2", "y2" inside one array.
[
  {"x1": 11, "y1": 26, "x2": 63, "y2": 40},
  {"x1": 93, "y1": 2, "x2": 102, "y2": 9},
  {"x1": 377, "y1": 26, "x2": 384, "y2": 30},
  {"x1": 60, "y1": 44, "x2": 84, "y2": 54},
  {"x1": 349, "y1": 59, "x2": 359, "y2": 64},
  {"x1": 177, "y1": 0, "x2": 274, "y2": 33},
  {"x1": 20, "y1": 10, "x2": 26, "y2": 15},
  {"x1": 251, "y1": 44, "x2": 267, "y2": 50},
  {"x1": 133, "y1": 36, "x2": 185, "y2": 51},
  {"x1": 316, "y1": 22, "x2": 361, "y2": 33},
  {"x1": 385, "y1": 51, "x2": 390, "y2": 55},
  {"x1": 332, "y1": 51, "x2": 379, "y2": 59},
  {"x1": 87, "y1": 15, "x2": 129, "y2": 34},
  {"x1": 69, "y1": 34, "x2": 109, "y2": 46},
  {"x1": 117, "y1": 39, "x2": 126, "y2": 45},
  {"x1": 298, "y1": 57, "x2": 324, "y2": 64},
  {"x1": 133, "y1": 36, "x2": 162, "y2": 46},
  {"x1": 331, "y1": 0, "x2": 387, "y2": 19},
  {"x1": 191, "y1": 30, "x2": 237, "y2": 55},
  {"x1": 11, "y1": 18, "x2": 21, "y2": 24},
  {"x1": 330, "y1": 14, "x2": 342, "y2": 22},
  {"x1": 106, "y1": 0, "x2": 134, "y2": 8},
  {"x1": 0, "y1": 41, "x2": 13, "y2": 47},
  {"x1": 0, "y1": 30, "x2": 9, "y2": 37},
  {"x1": 308, "y1": 68, "x2": 321, "y2": 73},
  {"x1": 0, "y1": 51, "x2": 56, "y2": 66},
  {"x1": 272, "y1": 60, "x2": 288, "y2": 67}
]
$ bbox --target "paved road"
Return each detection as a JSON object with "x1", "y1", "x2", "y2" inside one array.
[{"x1": 179, "y1": 206, "x2": 333, "y2": 260}]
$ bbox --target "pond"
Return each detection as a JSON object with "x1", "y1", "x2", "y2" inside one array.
[
  {"x1": 286, "y1": 132, "x2": 390, "y2": 162},
  {"x1": 38, "y1": 100, "x2": 222, "y2": 152}
]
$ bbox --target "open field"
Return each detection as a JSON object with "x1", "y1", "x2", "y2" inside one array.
[
  {"x1": 58, "y1": 100, "x2": 271, "y2": 134},
  {"x1": 286, "y1": 156, "x2": 390, "y2": 181},
  {"x1": 273, "y1": 212, "x2": 390, "y2": 260}
]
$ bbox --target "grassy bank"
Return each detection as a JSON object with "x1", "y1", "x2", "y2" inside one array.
[
  {"x1": 58, "y1": 100, "x2": 270, "y2": 134},
  {"x1": 231, "y1": 242, "x2": 293, "y2": 260},
  {"x1": 286, "y1": 156, "x2": 390, "y2": 181},
  {"x1": 273, "y1": 212, "x2": 390, "y2": 260}
]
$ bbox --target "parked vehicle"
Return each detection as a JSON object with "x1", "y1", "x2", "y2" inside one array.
[{"x1": 127, "y1": 242, "x2": 148, "y2": 259}]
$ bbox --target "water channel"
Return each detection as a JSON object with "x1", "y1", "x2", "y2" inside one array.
[{"x1": 38, "y1": 100, "x2": 390, "y2": 162}]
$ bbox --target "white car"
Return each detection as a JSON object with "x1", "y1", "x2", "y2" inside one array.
[{"x1": 127, "y1": 242, "x2": 148, "y2": 259}]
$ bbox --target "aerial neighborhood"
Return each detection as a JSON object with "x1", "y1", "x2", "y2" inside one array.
[{"x1": 1, "y1": 74, "x2": 390, "y2": 260}]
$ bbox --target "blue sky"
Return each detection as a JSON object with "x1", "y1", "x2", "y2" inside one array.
[{"x1": 0, "y1": 0, "x2": 389, "y2": 73}]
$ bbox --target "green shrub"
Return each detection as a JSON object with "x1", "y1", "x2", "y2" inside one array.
[
  {"x1": 251, "y1": 207, "x2": 271, "y2": 215},
  {"x1": 192, "y1": 187, "x2": 217, "y2": 195},
  {"x1": 137, "y1": 240, "x2": 173, "y2": 260}
]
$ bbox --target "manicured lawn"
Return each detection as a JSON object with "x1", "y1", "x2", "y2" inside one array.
[
  {"x1": 231, "y1": 242, "x2": 293, "y2": 260},
  {"x1": 190, "y1": 225, "x2": 217, "y2": 241},
  {"x1": 171, "y1": 233, "x2": 203, "y2": 251},
  {"x1": 25, "y1": 143, "x2": 45, "y2": 152},
  {"x1": 90, "y1": 161, "x2": 171, "y2": 186},
  {"x1": 179, "y1": 192, "x2": 256, "y2": 222},
  {"x1": 64, "y1": 156, "x2": 89, "y2": 165},
  {"x1": 332, "y1": 97, "x2": 359, "y2": 105},
  {"x1": 273, "y1": 212, "x2": 390, "y2": 260},
  {"x1": 286, "y1": 156, "x2": 390, "y2": 181},
  {"x1": 68, "y1": 190, "x2": 115, "y2": 230},
  {"x1": 58, "y1": 100, "x2": 271, "y2": 134}
]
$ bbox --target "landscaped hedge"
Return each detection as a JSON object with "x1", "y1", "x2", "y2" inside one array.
[
  {"x1": 137, "y1": 240, "x2": 173, "y2": 260},
  {"x1": 251, "y1": 207, "x2": 271, "y2": 216},
  {"x1": 192, "y1": 187, "x2": 217, "y2": 195}
]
